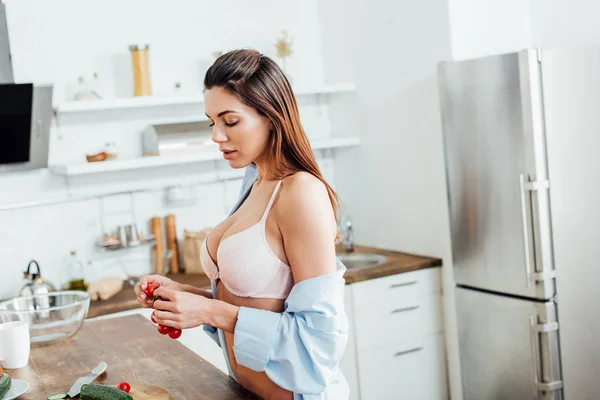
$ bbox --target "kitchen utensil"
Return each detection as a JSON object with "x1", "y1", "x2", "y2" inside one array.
[
  {"x1": 126, "y1": 223, "x2": 141, "y2": 246},
  {"x1": 110, "y1": 383, "x2": 171, "y2": 400},
  {"x1": 1, "y1": 379, "x2": 29, "y2": 400},
  {"x1": 129, "y1": 44, "x2": 152, "y2": 96},
  {"x1": 67, "y1": 361, "x2": 107, "y2": 398},
  {"x1": 18, "y1": 260, "x2": 56, "y2": 298},
  {"x1": 0, "y1": 291, "x2": 90, "y2": 346},
  {"x1": 151, "y1": 217, "x2": 165, "y2": 274},
  {"x1": 165, "y1": 214, "x2": 180, "y2": 273},
  {"x1": 116, "y1": 225, "x2": 128, "y2": 247},
  {"x1": 0, "y1": 321, "x2": 30, "y2": 369}
]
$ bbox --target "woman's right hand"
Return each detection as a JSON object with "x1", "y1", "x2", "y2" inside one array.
[{"x1": 134, "y1": 275, "x2": 184, "y2": 308}]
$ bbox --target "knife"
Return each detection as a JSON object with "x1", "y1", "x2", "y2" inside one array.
[{"x1": 67, "y1": 361, "x2": 107, "y2": 398}]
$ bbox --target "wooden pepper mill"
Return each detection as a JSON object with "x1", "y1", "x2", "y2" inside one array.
[
  {"x1": 165, "y1": 214, "x2": 180, "y2": 273},
  {"x1": 150, "y1": 216, "x2": 165, "y2": 275}
]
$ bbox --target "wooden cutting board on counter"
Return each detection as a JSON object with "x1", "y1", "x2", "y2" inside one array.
[{"x1": 111, "y1": 384, "x2": 171, "y2": 399}]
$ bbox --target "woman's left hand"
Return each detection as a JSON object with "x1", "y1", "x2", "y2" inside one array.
[{"x1": 151, "y1": 286, "x2": 213, "y2": 329}]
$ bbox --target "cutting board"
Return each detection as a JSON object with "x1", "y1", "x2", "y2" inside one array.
[{"x1": 111, "y1": 384, "x2": 171, "y2": 399}]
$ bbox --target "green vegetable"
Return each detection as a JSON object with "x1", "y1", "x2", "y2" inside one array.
[
  {"x1": 0, "y1": 372, "x2": 11, "y2": 398},
  {"x1": 47, "y1": 394, "x2": 67, "y2": 400},
  {"x1": 80, "y1": 384, "x2": 133, "y2": 400}
]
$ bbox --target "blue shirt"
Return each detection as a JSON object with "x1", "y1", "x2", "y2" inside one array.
[{"x1": 203, "y1": 164, "x2": 350, "y2": 399}]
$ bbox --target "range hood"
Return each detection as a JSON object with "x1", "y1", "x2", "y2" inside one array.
[
  {"x1": 0, "y1": 3, "x2": 53, "y2": 173},
  {"x1": 142, "y1": 120, "x2": 216, "y2": 157}
]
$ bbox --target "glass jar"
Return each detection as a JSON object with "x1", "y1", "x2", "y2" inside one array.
[
  {"x1": 104, "y1": 141, "x2": 118, "y2": 160},
  {"x1": 129, "y1": 44, "x2": 152, "y2": 97}
]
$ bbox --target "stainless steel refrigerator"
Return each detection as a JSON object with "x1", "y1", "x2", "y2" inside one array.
[{"x1": 438, "y1": 46, "x2": 600, "y2": 400}]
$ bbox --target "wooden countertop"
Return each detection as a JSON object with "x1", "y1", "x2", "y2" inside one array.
[
  {"x1": 87, "y1": 245, "x2": 441, "y2": 318},
  {"x1": 88, "y1": 273, "x2": 212, "y2": 319},
  {"x1": 339, "y1": 244, "x2": 442, "y2": 284},
  {"x1": 7, "y1": 314, "x2": 257, "y2": 399}
]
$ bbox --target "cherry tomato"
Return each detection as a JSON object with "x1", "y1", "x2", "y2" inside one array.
[
  {"x1": 144, "y1": 283, "x2": 158, "y2": 298},
  {"x1": 157, "y1": 324, "x2": 172, "y2": 335},
  {"x1": 150, "y1": 312, "x2": 157, "y2": 324},
  {"x1": 118, "y1": 381, "x2": 131, "y2": 393},
  {"x1": 168, "y1": 328, "x2": 182, "y2": 339}
]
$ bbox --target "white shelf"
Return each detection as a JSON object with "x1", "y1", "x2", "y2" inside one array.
[
  {"x1": 55, "y1": 82, "x2": 356, "y2": 114},
  {"x1": 50, "y1": 136, "x2": 360, "y2": 176}
]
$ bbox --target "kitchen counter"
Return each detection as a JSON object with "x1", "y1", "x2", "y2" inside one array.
[
  {"x1": 88, "y1": 273, "x2": 212, "y2": 318},
  {"x1": 339, "y1": 244, "x2": 442, "y2": 284},
  {"x1": 87, "y1": 245, "x2": 441, "y2": 318},
  {"x1": 7, "y1": 314, "x2": 257, "y2": 399}
]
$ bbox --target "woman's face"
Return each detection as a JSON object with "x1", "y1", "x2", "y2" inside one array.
[{"x1": 204, "y1": 87, "x2": 272, "y2": 169}]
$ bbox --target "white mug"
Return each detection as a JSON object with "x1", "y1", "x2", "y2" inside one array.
[{"x1": 0, "y1": 321, "x2": 30, "y2": 369}]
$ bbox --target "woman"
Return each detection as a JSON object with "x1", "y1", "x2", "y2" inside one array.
[{"x1": 134, "y1": 49, "x2": 349, "y2": 399}]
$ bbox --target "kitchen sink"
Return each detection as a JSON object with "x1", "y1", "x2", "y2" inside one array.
[{"x1": 336, "y1": 253, "x2": 388, "y2": 270}]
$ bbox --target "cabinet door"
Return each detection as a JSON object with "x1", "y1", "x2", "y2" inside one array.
[
  {"x1": 354, "y1": 293, "x2": 443, "y2": 351},
  {"x1": 340, "y1": 285, "x2": 360, "y2": 400},
  {"x1": 358, "y1": 334, "x2": 448, "y2": 400},
  {"x1": 353, "y1": 268, "x2": 441, "y2": 311}
]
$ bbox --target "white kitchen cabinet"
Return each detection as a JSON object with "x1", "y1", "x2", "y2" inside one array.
[
  {"x1": 340, "y1": 285, "x2": 361, "y2": 400},
  {"x1": 344, "y1": 267, "x2": 448, "y2": 400},
  {"x1": 354, "y1": 292, "x2": 443, "y2": 351},
  {"x1": 358, "y1": 333, "x2": 447, "y2": 400}
]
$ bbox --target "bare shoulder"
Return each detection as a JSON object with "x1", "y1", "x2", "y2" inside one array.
[
  {"x1": 275, "y1": 171, "x2": 338, "y2": 280},
  {"x1": 277, "y1": 171, "x2": 331, "y2": 211}
]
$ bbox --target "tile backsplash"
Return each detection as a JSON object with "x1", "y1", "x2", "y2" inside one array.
[{"x1": 0, "y1": 156, "x2": 336, "y2": 300}]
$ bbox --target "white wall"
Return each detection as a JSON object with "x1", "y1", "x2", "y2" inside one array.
[
  {"x1": 531, "y1": 0, "x2": 600, "y2": 48},
  {"x1": 0, "y1": 0, "x2": 343, "y2": 299},
  {"x1": 447, "y1": 0, "x2": 533, "y2": 60},
  {"x1": 317, "y1": 0, "x2": 462, "y2": 399},
  {"x1": 5, "y1": 0, "x2": 326, "y2": 102}
]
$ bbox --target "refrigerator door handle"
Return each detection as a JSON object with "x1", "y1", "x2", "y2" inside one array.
[
  {"x1": 529, "y1": 316, "x2": 541, "y2": 399},
  {"x1": 520, "y1": 174, "x2": 551, "y2": 288},
  {"x1": 529, "y1": 316, "x2": 564, "y2": 397},
  {"x1": 520, "y1": 174, "x2": 535, "y2": 288}
]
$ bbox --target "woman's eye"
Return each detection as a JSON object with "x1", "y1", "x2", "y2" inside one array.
[{"x1": 225, "y1": 121, "x2": 238, "y2": 127}]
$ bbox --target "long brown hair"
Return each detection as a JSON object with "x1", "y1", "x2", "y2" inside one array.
[{"x1": 204, "y1": 49, "x2": 340, "y2": 220}]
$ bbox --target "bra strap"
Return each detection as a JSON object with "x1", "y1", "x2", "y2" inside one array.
[{"x1": 261, "y1": 180, "x2": 283, "y2": 222}]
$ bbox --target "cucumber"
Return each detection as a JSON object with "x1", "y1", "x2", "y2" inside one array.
[
  {"x1": 80, "y1": 383, "x2": 133, "y2": 400},
  {"x1": 47, "y1": 394, "x2": 67, "y2": 400},
  {"x1": 0, "y1": 372, "x2": 11, "y2": 398}
]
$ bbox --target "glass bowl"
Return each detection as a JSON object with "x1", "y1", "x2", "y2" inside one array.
[{"x1": 0, "y1": 291, "x2": 90, "y2": 346}]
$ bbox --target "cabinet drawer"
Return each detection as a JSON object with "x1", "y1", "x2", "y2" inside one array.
[
  {"x1": 354, "y1": 293, "x2": 443, "y2": 351},
  {"x1": 352, "y1": 268, "x2": 440, "y2": 311},
  {"x1": 358, "y1": 334, "x2": 448, "y2": 400}
]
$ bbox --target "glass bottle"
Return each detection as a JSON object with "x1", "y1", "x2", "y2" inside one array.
[{"x1": 67, "y1": 250, "x2": 87, "y2": 291}]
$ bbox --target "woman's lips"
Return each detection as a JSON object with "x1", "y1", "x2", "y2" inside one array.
[{"x1": 222, "y1": 150, "x2": 237, "y2": 160}]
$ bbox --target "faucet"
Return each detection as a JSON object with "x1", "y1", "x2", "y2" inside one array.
[{"x1": 342, "y1": 216, "x2": 354, "y2": 253}]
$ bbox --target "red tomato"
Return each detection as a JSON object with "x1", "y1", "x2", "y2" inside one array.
[
  {"x1": 144, "y1": 283, "x2": 158, "y2": 298},
  {"x1": 168, "y1": 328, "x2": 182, "y2": 339},
  {"x1": 157, "y1": 324, "x2": 172, "y2": 335},
  {"x1": 150, "y1": 312, "x2": 157, "y2": 324},
  {"x1": 118, "y1": 381, "x2": 131, "y2": 393}
]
